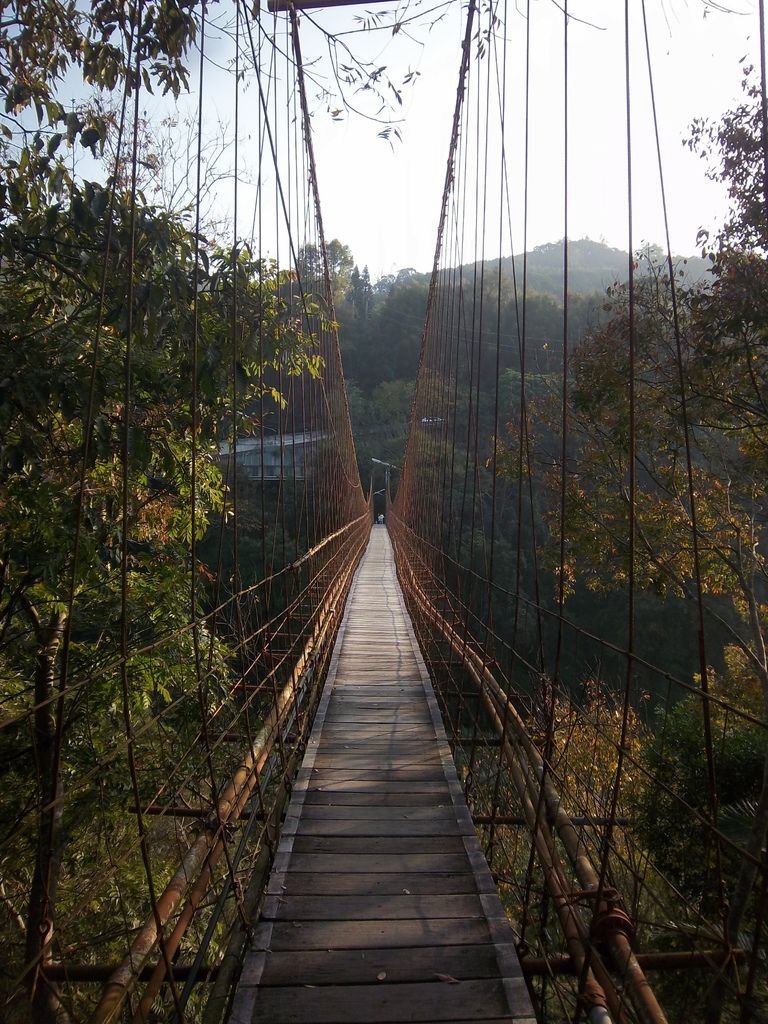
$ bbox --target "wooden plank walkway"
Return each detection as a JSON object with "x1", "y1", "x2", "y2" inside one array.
[{"x1": 230, "y1": 527, "x2": 536, "y2": 1024}]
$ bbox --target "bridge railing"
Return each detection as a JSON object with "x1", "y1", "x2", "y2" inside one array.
[
  {"x1": 84, "y1": 507, "x2": 371, "y2": 1024},
  {"x1": 388, "y1": 510, "x2": 727, "y2": 1024}
]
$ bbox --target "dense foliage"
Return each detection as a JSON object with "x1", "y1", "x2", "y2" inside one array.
[
  {"x1": 0, "y1": 4, "x2": 327, "y2": 1020},
  {"x1": 490, "y1": 75, "x2": 768, "y2": 1022}
]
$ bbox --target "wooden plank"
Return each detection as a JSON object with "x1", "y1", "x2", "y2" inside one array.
[
  {"x1": 317, "y1": 733, "x2": 443, "y2": 743},
  {"x1": 298, "y1": 804, "x2": 456, "y2": 820},
  {"x1": 251, "y1": 979, "x2": 512, "y2": 1023},
  {"x1": 302, "y1": 761, "x2": 445, "y2": 772},
  {"x1": 337, "y1": 630, "x2": 413, "y2": 636},
  {"x1": 301, "y1": 768, "x2": 447, "y2": 781},
  {"x1": 326, "y1": 691, "x2": 423, "y2": 698},
  {"x1": 324, "y1": 708, "x2": 432, "y2": 717},
  {"x1": 331, "y1": 682, "x2": 423, "y2": 690},
  {"x1": 284, "y1": 852, "x2": 472, "y2": 874},
  {"x1": 323, "y1": 711, "x2": 431, "y2": 719},
  {"x1": 332, "y1": 677, "x2": 423, "y2": 686},
  {"x1": 333, "y1": 665, "x2": 419, "y2": 672},
  {"x1": 289, "y1": 834, "x2": 468, "y2": 855},
  {"x1": 319, "y1": 720, "x2": 438, "y2": 729},
  {"x1": 339, "y1": 639, "x2": 415, "y2": 645},
  {"x1": 318, "y1": 733, "x2": 437, "y2": 744},
  {"x1": 330, "y1": 693, "x2": 426, "y2": 702},
  {"x1": 303, "y1": 779, "x2": 450, "y2": 794},
  {"x1": 328, "y1": 699, "x2": 425, "y2": 707},
  {"x1": 322, "y1": 720, "x2": 434, "y2": 729},
  {"x1": 334, "y1": 659, "x2": 421, "y2": 667},
  {"x1": 324, "y1": 696, "x2": 425, "y2": 703},
  {"x1": 310, "y1": 754, "x2": 445, "y2": 770},
  {"x1": 262, "y1": 892, "x2": 485, "y2": 921},
  {"x1": 313, "y1": 742, "x2": 445, "y2": 756},
  {"x1": 316, "y1": 736, "x2": 441, "y2": 747},
  {"x1": 311, "y1": 752, "x2": 446, "y2": 763},
  {"x1": 336, "y1": 645, "x2": 415, "y2": 650},
  {"x1": 251, "y1": 944, "x2": 504, "y2": 986},
  {"x1": 335, "y1": 644, "x2": 417, "y2": 650},
  {"x1": 330, "y1": 686, "x2": 420, "y2": 691},
  {"x1": 291, "y1": 818, "x2": 473, "y2": 838},
  {"x1": 333, "y1": 667, "x2": 420, "y2": 674},
  {"x1": 332, "y1": 674, "x2": 421, "y2": 681},
  {"x1": 303, "y1": 790, "x2": 449, "y2": 807},
  {"x1": 325, "y1": 696, "x2": 426, "y2": 705},
  {"x1": 264, "y1": 917, "x2": 492, "y2": 951},
  {"x1": 323, "y1": 707, "x2": 432, "y2": 717},
  {"x1": 326, "y1": 697, "x2": 424, "y2": 704},
  {"x1": 322, "y1": 713, "x2": 433, "y2": 724},
  {"x1": 267, "y1": 872, "x2": 484, "y2": 896}
]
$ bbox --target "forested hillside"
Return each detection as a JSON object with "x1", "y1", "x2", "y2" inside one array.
[
  {"x1": 331, "y1": 238, "x2": 723, "y2": 696},
  {"x1": 336, "y1": 240, "x2": 624, "y2": 491},
  {"x1": 336, "y1": 238, "x2": 707, "y2": 486}
]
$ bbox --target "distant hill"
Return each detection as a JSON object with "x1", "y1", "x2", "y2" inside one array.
[{"x1": 456, "y1": 238, "x2": 710, "y2": 300}]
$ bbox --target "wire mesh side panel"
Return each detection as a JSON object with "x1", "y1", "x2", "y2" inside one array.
[
  {"x1": 389, "y1": 2, "x2": 768, "y2": 1021},
  {"x1": 0, "y1": 5, "x2": 368, "y2": 1022}
]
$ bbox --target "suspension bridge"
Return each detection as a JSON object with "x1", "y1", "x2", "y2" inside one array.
[
  {"x1": 228, "y1": 529, "x2": 534, "y2": 1024},
  {"x1": 1, "y1": 1, "x2": 766, "y2": 1023}
]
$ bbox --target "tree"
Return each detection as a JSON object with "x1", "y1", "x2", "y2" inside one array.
[
  {"x1": 636, "y1": 650, "x2": 765, "y2": 894},
  {"x1": 487, "y1": 72, "x2": 768, "y2": 1019},
  {"x1": 326, "y1": 238, "x2": 354, "y2": 296},
  {"x1": 496, "y1": 73, "x2": 768, "y2": 1011},
  {"x1": 98, "y1": 102, "x2": 242, "y2": 238},
  {"x1": 539, "y1": 256, "x2": 767, "y2": 930},
  {"x1": 0, "y1": 171, "x2": 321, "y2": 1018},
  {"x1": 0, "y1": 0, "x2": 198, "y2": 197},
  {"x1": 0, "y1": 7, "x2": 325, "y2": 1018},
  {"x1": 347, "y1": 263, "x2": 372, "y2": 320},
  {"x1": 687, "y1": 73, "x2": 768, "y2": 255}
]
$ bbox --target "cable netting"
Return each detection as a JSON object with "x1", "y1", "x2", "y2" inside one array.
[
  {"x1": 2, "y1": 1, "x2": 768, "y2": 1022},
  {"x1": 389, "y1": 1, "x2": 768, "y2": 1021},
  {"x1": 0, "y1": 4, "x2": 367, "y2": 1021}
]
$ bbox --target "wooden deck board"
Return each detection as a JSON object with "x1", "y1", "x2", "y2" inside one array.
[
  {"x1": 298, "y1": 804, "x2": 457, "y2": 819},
  {"x1": 250, "y1": 944, "x2": 506, "y2": 985},
  {"x1": 261, "y1": 892, "x2": 486, "y2": 921},
  {"x1": 300, "y1": 768, "x2": 449, "y2": 782},
  {"x1": 302, "y1": 780, "x2": 449, "y2": 794},
  {"x1": 280, "y1": 852, "x2": 473, "y2": 874},
  {"x1": 266, "y1": 872, "x2": 488, "y2": 895},
  {"x1": 249, "y1": 979, "x2": 513, "y2": 1023},
  {"x1": 288, "y1": 836, "x2": 469, "y2": 854},
  {"x1": 262, "y1": 917, "x2": 495, "y2": 951},
  {"x1": 232, "y1": 528, "x2": 535, "y2": 1024},
  {"x1": 302, "y1": 790, "x2": 449, "y2": 806},
  {"x1": 289, "y1": 818, "x2": 474, "y2": 838}
]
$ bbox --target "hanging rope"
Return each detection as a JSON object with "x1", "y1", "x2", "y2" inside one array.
[{"x1": 388, "y1": 2, "x2": 767, "y2": 1022}]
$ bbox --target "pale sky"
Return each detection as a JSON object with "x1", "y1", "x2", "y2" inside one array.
[
  {"x1": 282, "y1": 0, "x2": 762, "y2": 276},
  {"x1": 77, "y1": 0, "x2": 762, "y2": 279}
]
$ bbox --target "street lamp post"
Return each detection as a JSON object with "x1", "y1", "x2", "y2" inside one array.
[{"x1": 371, "y1": 458, "x2": 400, "y2": 521}]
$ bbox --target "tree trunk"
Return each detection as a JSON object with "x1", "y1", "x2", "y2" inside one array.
[{"x1": 23, "y1": 606, "x2": 70, "y2": 1024}]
